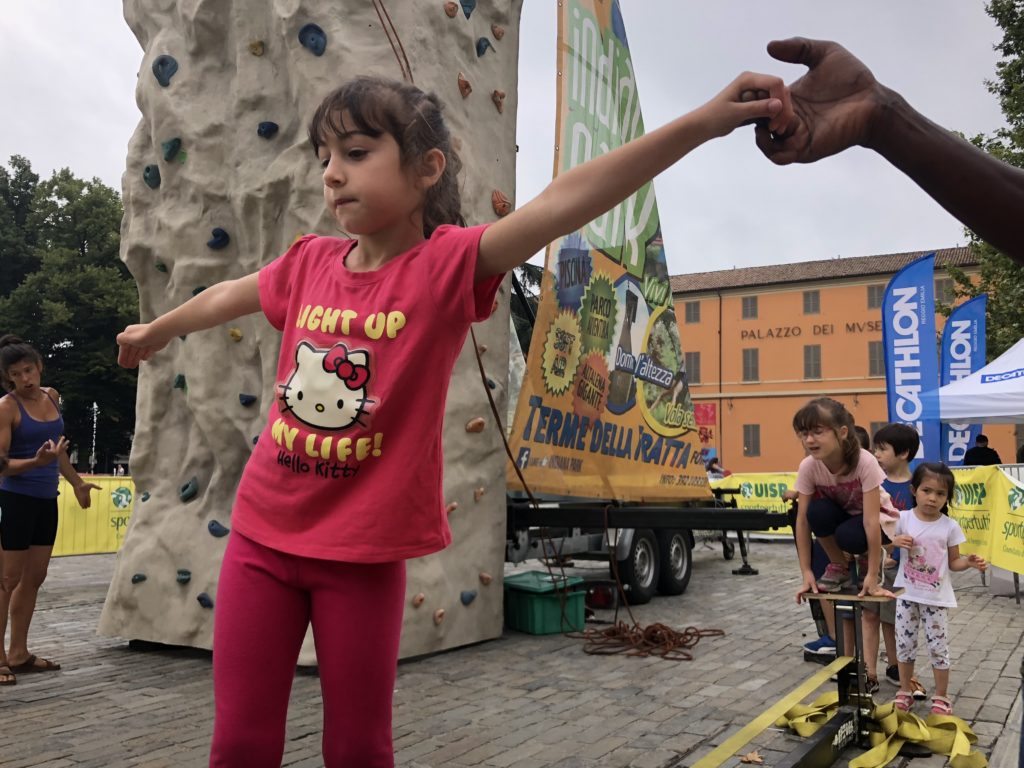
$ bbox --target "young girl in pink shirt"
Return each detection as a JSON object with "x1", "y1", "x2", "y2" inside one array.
[{"x1": 117, "y1": 74, "x2": 791, "y2": 767}]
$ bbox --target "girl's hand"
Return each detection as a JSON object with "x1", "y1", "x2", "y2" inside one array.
[
  {"x1": 892, "y1": 534, "x2": 913, "y2": 548},
  {"x1": 117, "y1": 323, "x2": 170, "y2": 369},
  {"x1": 795, "y1": 569, "x2": 818, "y2": 603},
  {"x1": 700, "y1": 72, "x2": 793, "y2": 140},
  {"x1": 858, "y1": 576, "x2": 894, "y2": 599},
  {"x1": 967, "y1": 554, "x2": 988, "y2": 572}
]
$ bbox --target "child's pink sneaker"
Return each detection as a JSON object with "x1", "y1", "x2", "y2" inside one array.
[{"x1": 816, "y1": 563, "x2": 852, "y2": 593}]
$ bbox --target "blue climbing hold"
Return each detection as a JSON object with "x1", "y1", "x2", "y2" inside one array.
[
  {"x1": 239, "y1": 393, "x2": 257, "y2": 407},
  {"x1": 143, "y1": 165, "x2": 161, "y2": 189},
  {"x1": 197, "y1": 592, "x2": 214, "y2": 609},
  {"x1": 131, "y1": 573, "x2": 147, "y2": 584},
  {"x1": 176, "y1": 569, "x2": 192, "y2": 584},
  {"x1": 162, "y1": 137, "x2": 182, "y2": 162},
  {"x1": 192, "y1": 286, "x2": 206, "y2": 297},
  {"x1": 460, "y1": 589, "x2": 477, "y2": 606},
  {"x1": 140, "y1": 491, "x2": 150, "y2": 502},
  {"x1": 152, "y1": 55, "x2": 178, "y2": 87},
  {"x1": 252, "y1": 435, "x2": 259, "y2": 445},
  {"x1": 155, "y1": 261, "x2": 168, "y2": 273},
  {"x1": 207, "y1": 228, "x2": 230, "y2": 250},
  {"x1": 180, "y1": 476, "x2": 199, "y2": 502},
  {"x1": 257, "y1": 121, "x2": 279, "y2": 139},
  {"x1": 208, "y1": 520, "x2": 230, "y2": 537},
  {"x1": 173, "y1": 374, "x2": 186, "y2": 390},
  {"x1": 486, "y1": 377, "x2": 496, "y2": 390},
  {"x1": 298, "y1": 23, "x2": 327, "y2": 56},
  {"x1": 461, "y1": 0, "x2": 476, "y2": 19},
  {"x1": 475, "y1": 37, "x2": 493, "y2": 57}
]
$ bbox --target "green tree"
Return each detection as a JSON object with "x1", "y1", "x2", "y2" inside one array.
[
  {"x1": 0, "y1": 155, "x2": 40, "y2": 297},
  {"x1": 0, "y1": 157, "x2": 137, "y2": 470}
]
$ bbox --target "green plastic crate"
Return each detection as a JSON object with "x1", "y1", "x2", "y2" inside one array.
[{"x1": 503, "y1": 571, "x2": 585, "y2": 635}]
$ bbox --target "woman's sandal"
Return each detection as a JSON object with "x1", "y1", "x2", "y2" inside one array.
[
  {"x1": 894, "y1": 690, "x2": 914, "y2": 712},
  {"x1": 0, "y1": 665, "x2": 15, "y2": 686},
  {"x1": 9, "y1": 654, "x2": 61, "y2": 674},
  {"x1": 930, "y1": 695, "x2": 953, "y2": 716}
]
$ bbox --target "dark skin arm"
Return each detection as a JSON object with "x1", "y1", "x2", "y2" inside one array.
[{"x1": 756, "y1": 37, "x2": 1024, "y2": 266}]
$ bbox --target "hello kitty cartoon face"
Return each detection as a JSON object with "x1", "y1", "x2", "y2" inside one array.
[{"x1": 280, "y1": 341, "x2": 373, "y2": 431}]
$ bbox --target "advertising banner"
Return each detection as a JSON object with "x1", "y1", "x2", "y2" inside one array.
[
  {"x1": 940, "y1": 295, "x2": 986, "y2": 466},
  {"x1": 507, "y1": 0, "x2": 707, "y2": 500},
  {"x1": 52, "y1": 476, "x2": 135, "y2": 557},
  {"x1": 710, "y1": 472, "x2": 795, "y2": 536},
  {"x1": 882, "y1": 254, "x2": 940, "y2": 462}
]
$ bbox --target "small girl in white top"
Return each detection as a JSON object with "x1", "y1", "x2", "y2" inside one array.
[{"x1": 892, "y1": 462, "x2": 986, "y2": 715}]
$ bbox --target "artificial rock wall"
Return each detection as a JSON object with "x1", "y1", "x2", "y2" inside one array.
[{"x1": 99, "y1": 0, "x2": 524, "y2": 662}]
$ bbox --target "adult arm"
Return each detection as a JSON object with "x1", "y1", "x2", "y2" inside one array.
[
  {"x1": 756, "y1": 37, "x2": 1024, "y2": 266},
  {"x1": 47, "y1": 389, "x2": 101, "y2": 509}
]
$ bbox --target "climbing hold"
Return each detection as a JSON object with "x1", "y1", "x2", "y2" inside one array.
[
  {"x1": 197, "y1": 592, "x2": 214, "y2": 609},
  {"x1": 298, "y1": 23, "x2": 327, "y2": 56},
  {"x1": 207, "y1": 228, "x2": 230, "y2": 250},
  {"x1": 475, "y1": 38, "x2": 493, "y2": 57},
  {"x1": 257, "y1": 121, "x2": 279, "y2": 139},
  {"x1": 491, "y1": 299, "x2": 499, "y2": 315},
  {"x1": 228, "y1": 328, "x2": 243, "y2": 342},
  {"x1": 252, "y1": 435, "x2": 259, "y2": 445},
  {"x1": 486, "y1": 377, "x2": 496, "y2": 390},
  {"x1": 180, "y1": 476, "x2": 199, "y2": 502},
  {"x1": 152, "y1": 55, "x2": 178, "y2": 87},
  {"x1": 491, "y1": 189, "x2": 511, "y2": 217},
  {"x1": 491, "y1": 24, "x2": 505, "y2": 40},
  {"x1": 445, "y1": 501, "x2": 459, "y2": 515},
  {"x1": 460, "y1": 590, "x2": 477, "y2": 606},
  {"x1": 239, "y1": 393, "x2": 257, "y2": 407},
  {"x1": 176, "y1": 569, "x2": 192, "y2": 584},
  {"x1": 155, "y1": 261, "x2": 168, "y2": 273},
  {"x1": 491, "y1": 90, "x2": 506, "y2": 114},
  {"x1": 457, "y1": 72, "x2": 472, "y2": 99},
  {"x1": 460, "y1": 0, "x2": 476, "y2": 19},
  {"x1": 176, "y1": 151, "x2": 187, "y2": 164},
  {"x1": 192, "y1": 286, "x2": 206, "y2": 296},
  {"x1": 412, "y1": 593, "x2": 425, "y2": 608},
  {"x1": 248, "y1": 40, "x2": 265, "y2": 56},
  {"x1": 443, "y1": 1, "x2": 458, "y2": 17},
  {"x1": 173, "y1": 374, "x2": 186, "y2": 390},
  {"x1": 474, "y1": 486, "x2": 486, "y2": 502},
  {"x1": 466, "y1": 417, "x2": 486, "y2": 433},
  {"x1": 208, "y1": 520, "x2": 230, "y2": 537},
  {"x1": 131, "y1": 573, "x2": 147, "y2": 584},
  {"x1": 162, "y1": 138, "x2": 182, "y2": 162},
  {"x1": 479, "y1": 572, "x2": 493, "y2": 585},
  {"x1": 143, "y1": 165, "x2": 161, "y2": 189},
  {"x1": 477, "y1": 344, "x2": 488, "y2": 355},
  {"x1": 140, "y1": 491, "x2": 150, "y2": 502},
  {"x1": 433, "y1": 608, "x2": 446, "y2": 625}
]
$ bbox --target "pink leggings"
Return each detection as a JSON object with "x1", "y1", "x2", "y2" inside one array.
[{"x1": 210, "y1": 532, "x2": 405, "y2": 767}]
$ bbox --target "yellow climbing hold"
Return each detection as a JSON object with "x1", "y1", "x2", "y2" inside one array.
[{"x1": 228, "y1": 327, "x2": 243, "y2": 342}]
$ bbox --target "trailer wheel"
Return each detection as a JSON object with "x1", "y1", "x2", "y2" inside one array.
[
  {"x1": 617, "y1": 528, "x2": 659, "y2": 605},
  {"x1": 656, "y1": 530, "x2": 692, "y2": 596},
  {"x1": 722, "y1": 534, "x2": 736, "y2": 561}
]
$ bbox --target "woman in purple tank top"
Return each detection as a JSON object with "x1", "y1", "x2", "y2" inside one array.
[{"x1": 0, "y1": 335, "x2": 99, "y2": 685}]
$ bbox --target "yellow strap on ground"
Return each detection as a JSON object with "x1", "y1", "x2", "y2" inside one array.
[{"x1": 690, "y1": 656, "x2": 853, "y2": 768}]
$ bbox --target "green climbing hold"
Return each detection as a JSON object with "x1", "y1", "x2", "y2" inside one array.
[
  {"x1": 131, "y1": 573, "x2": 147, "y2": 584},
  {"x1": 192, "y1": 286, "x2": 207, "y2": 296},
  {"x1": 155, "y1": 261, "x2": 168, "y2": 273},
  {"x1": 173, "y1": 374, "x2": 186, "y2": 390},
  {"x1": 162, "y1": 137, "x2": 182, "y2": 162},
  {"x1": 180, "y1": 476, "x2": 199, "y2": 502},
  {"x1": 176, "y1": 569, "x2": 191, "y2": 584},
  {"x1": 208, "y1": 520, "x2": 230, "y2": 537},
  {"x1": 143, "y1": 165, "x2": 161, "y2": 189},
  {"x1": 140, "y1": 491, "x2": 150, "y2": 502},
  {"x1": 197, "y1": 592, "x2": 214, "y2": 609}
]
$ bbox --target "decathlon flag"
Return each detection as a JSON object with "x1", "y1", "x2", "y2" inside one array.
[
  {"x1": 882, "y1": 253, "x2": 940, "y2": 461},
  {"x1": 506, "y1": 0, "x2": 709, "y2": 501},
  {"x1": 940, "y1": 294, "x2": 987, "y2": 466}
]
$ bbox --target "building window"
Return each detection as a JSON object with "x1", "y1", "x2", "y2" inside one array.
[
  {"x1": 743, "y1": 424, "x2": 761, "y2": 457},
  {"x1": 867, "y1": 284, "x2": 885, "y2": 309},
  {"x1": 684, "y1": 351, "x2": 701, "y2": 384},
  {"x1": 742, "y1": 348, "x2": 759, "y2": 382},
  {"x1": 741, "y1": 296, "x2": 758, "y2": 319},
  {"x1": 804, "y1": 345, "x2": 822, "y2": 380},
  {"x1": 935, "y1": 278, "x2": 955, "y2": 305},
  {"x1": 803, "y1": 290, "x2": 820, "y2": 315},
  {"x1": 868, "y1": 340, "x2": 885, "y2": 377},
  {"x1": 684, "y1": 301, "x2": 700, "y2": 324}
]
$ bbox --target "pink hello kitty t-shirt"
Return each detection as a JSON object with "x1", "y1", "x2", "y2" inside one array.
[{"x1": 231, "y1": 224, "x2": 503, "y2": 562}]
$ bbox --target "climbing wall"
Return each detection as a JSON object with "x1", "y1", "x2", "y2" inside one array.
[{"x1": 99, "y1": 0, "x2": 524, "y2": 662}]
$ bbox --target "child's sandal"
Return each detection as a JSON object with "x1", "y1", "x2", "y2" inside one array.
[
  {"x1": 894, "y1": 690, "x2": 914, "y2": 712},
  {"x1": 910, "y1": 676, "x2": 928, "y2": 701},
  {"x1": 930, "y1": 695, "x2": 953, "y2": 716}
]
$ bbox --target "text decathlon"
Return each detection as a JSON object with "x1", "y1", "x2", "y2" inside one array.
[
  {"x1": 982, "y1": 367, "x2": 1024, "y2": 383},
  {"x1": 890, "y1": 287, "x2": 925, "y2": 455},
  {"x1": 945, "y1": 319, "x2": 974, "y2": 463}
]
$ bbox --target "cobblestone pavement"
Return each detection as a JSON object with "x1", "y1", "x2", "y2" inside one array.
[{"x1": 1, "y1": 539, "x2": 1021, "y2": 767}]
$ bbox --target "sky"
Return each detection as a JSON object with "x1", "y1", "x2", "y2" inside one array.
[{"x1": 0, "y1": 1, "x2": 1007, "y2": 276}]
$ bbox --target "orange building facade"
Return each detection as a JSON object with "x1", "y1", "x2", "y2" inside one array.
[{"x1": 672, "y1": 248, "x2": 1016, "y2": 473}]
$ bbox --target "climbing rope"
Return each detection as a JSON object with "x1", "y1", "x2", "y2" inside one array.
[{"x1": 372, "y1": 0, "x2": 414, "y2": 84}]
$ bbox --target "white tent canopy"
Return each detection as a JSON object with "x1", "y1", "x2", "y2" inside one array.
[{"x1": 938, "y1": 337, "x2": 1024, "y2": 424}]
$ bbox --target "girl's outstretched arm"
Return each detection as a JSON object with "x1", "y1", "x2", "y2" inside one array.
[
  {"x1": 476, "y1": 72, "x2": 790, "y2": 279},
  {"x1": 117, "y1": 273, "x2": 261, "y2": 369}
]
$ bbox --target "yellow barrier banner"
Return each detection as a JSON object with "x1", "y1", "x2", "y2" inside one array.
[
  {"x1": 711, "y1": 473, "x2": 796, "y2": 536},
  {"x1": 947, "y1": 466, "x2": 998, "y2": 562},
  {"x1": 971, "y1": 466, "x2": 1024, "y2": 573},
  {"x1": 52, "y1": 476, "x2": 135, "y2": 557}
]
